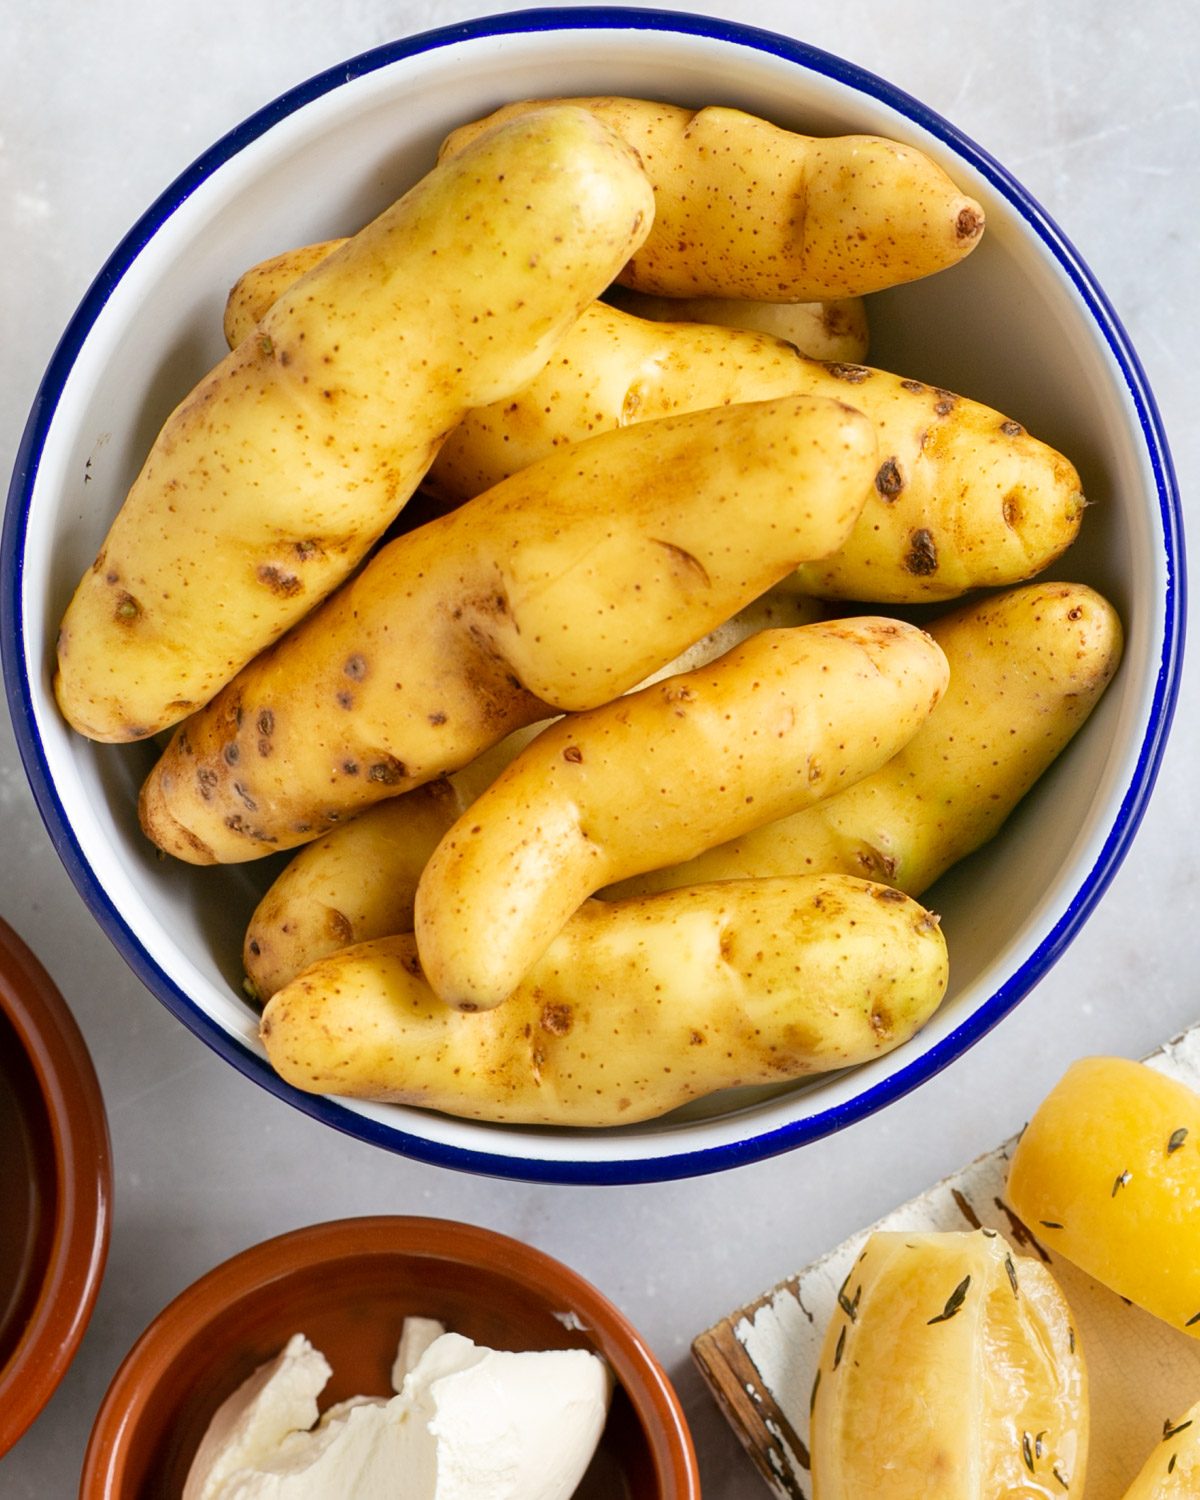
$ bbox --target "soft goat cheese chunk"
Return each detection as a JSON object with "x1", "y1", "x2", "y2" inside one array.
[
  {"x1": 184, "y1": 1334, "x2": 332, "y2": 1500},
  {"x1": 184, "y1": 1324, "x2": 610, "y2": 1500}
]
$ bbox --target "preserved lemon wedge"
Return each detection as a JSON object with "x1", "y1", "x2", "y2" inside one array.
[
  {"x1": 1121, "y1": 1393, "x2": 1200, "y2": 1497},
  {"x1": 809, "y1": 1228, "x2": 1088, "y2": 1499},
  {"x1": 1007, "y1": 1056, "x2": 1200, "y2": 1337}
]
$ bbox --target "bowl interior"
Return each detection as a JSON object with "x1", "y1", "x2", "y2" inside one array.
[
  {"x1": 0, "y1": 919, "x2": 111, "y2": 1455},
  {"x1": 5, "y1": 12, "x2": 1180, "y2": 1180},
  {"x1": 0, "y1": 1006, "x2": 57, "y2": 1375},
  {"x1": 83, "y1": 1218, "x2": 696, "y2": 1499}
]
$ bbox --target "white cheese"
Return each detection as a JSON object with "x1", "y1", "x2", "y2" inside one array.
[
  {"x1": 185, "y1": 1322, "x2": 610, "y2": 1500},
  {"x1": 183, "y1": 1333, "x2": 331, "y2": 1500},
  {"x1": 391, "y1": 1315, "x2": 447, "y2": 1391}
]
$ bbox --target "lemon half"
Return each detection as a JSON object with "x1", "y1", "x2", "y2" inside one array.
[
  {"x1": 1007, "y1": 1056, "x2": 1200, "y2": 1338},
  {"x1": 809, "y1": 1228, "x2": 1088, "y2": 1499}
]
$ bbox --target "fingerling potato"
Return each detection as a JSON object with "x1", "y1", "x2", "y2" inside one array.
[
  {"x1": 603, "y1": 284, "x2": 869, "y2": 363},
  {"x1": 140, "y1": 397, "x2": 875, "y2": 864},
  {"x1": 414, "y1": 618, "x2": 948, "y2": 1011},
  {"x1": 612, "y1": 582, "x2": 1122, "y2": 900},
  {"x1": 441, "y1": 97, "x2": 985, "y2": 300},
  {"x1": 223, "y1": 239, "x2": 869, "y2": 363},
  {"x1": 242, "y1": 581, "x2": 824, "y2": 998},
  {"x1": 424, "y1": 303, "x2": 1085, "y2": 604},
  {"x1": 55, "y1": 106, "x2": 654, "y2": 743},
  {"x1": 261, "y1": 875, "x2": 949, "y2": 1127}
]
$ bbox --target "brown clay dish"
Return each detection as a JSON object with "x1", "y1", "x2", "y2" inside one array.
[
  {"x1": 81, "y1": 1214, "x2": 700, "y2": 1498},
  {"x1": 0, "y1": 916, "x2": 111, "y2": 1456}
]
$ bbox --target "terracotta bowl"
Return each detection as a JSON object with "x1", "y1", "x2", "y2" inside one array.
[
  {"x1": 80, "y1": 1215, "x2": 700, "y2": 1498},
  {"x1": 0, "y1": 917, "x2": 111, "y2": 1456}
]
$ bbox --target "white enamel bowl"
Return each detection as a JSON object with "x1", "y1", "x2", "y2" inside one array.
[{"x1": 2, "y1": 9, "x2": 1183, "y2": 1184}]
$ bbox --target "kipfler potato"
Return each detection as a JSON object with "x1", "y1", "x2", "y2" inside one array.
[
  {"x1": 602, "y1": 284, "x2": 869, "y2": 363},
  {"x1": 260, "y1": 875, "x2": 950, "y2": 1127},
  {"x1": 54, "y1": 105, "x2": 654, "y2": 742},
  {"x1": 414, "y1": 618, "x2": 949, "y2": 1012},
  {"x1": 222, "y1": 257, "x2": 1082, "y2": 606},
  {"x1": 611, "y1": 582, "x2": 1122, "y2": 901},
  {"x1": 224, "y1": 244, "x2": 869, "y2": 363},
  {"x1": 139, "y1": 395, "x2": 876, "y2": 865},
  {"x1": 242, "y1": 581, "x2": 824, "y2": 1000},
  {"x1": 420, "y1": 302, "x2": 1086, "y2": 604},
  {"x1": 440, "y1": 96, "x2": 986, "y2": 300}
]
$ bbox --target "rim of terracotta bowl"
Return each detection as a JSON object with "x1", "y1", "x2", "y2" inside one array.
[
  {"x1": 1, "y1": 8, "x2": 1185, "y2": 1186},
  {"x1": 0, "y1": 916, "x2": 112, "y2": 1456},
  {"x1": 80, "y1": 1214, "x2": 700, "y2": 1499}
]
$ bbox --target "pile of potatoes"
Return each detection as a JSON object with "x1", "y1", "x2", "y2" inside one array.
[{"x1": 55, "y1": 99, "x2": 1122, "y2": 1127}]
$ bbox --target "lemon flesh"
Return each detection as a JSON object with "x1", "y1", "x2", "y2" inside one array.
[{"x1": 809, "y1": 1228, "x2": 1087, "y2": 1499}]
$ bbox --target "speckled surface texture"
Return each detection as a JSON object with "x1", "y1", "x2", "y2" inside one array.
[{"x1": 1, "y1": 2, "x2": 1196, "y2": 1493}]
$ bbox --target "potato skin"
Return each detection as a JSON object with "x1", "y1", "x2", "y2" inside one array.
[
  {"x1": 54, "y1": 106, "x2": 654, "y2": 743},
  {"x1": 222, "y1": 239, "x2": 344, "y2": 347},
  {"x1": 224, "y1": 241, "x2": 869, "y2": 363},
  {"x1": 604, "y1": 286, "x2": 870, "y2": 362},
  {"x1": 414, "y1": 619, "x2": 948, "y2": 1011},
  {"x1": 242, "y1": 581, "x2": 824, "y2": 999},
  {"x1": 424, "y1": 304, "x2": 1085, "y2": 603},
  {"x1": 613, "y1": 582, "x2": 1122, "y2": 901},
  {"x1": 441, "y1": 98, "x2": 985, "y2": 300},
  {"x1": 227, "y1": 266, "x2": 1081, "y2": 607},
  {"x1": 139, "y1": 396, "x2": 875, "y2": 865},
  {"x1": 241, "y1": 780, "x2": 463, "y2": 1004},
  {"x1": 260, "y1": 876, "x2": 949, "y2": 1127}
]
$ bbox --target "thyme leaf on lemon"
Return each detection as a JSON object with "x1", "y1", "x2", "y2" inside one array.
[{"x1": 927, "y1": 1274, "x2": 971, "y2": 1325}]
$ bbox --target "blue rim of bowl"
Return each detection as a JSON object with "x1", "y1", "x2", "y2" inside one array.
[{"x1": 2, "y1": 7, "x2": 1185, "y2": 1186}]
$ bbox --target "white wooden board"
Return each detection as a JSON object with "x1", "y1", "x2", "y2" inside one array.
[{"x1": 694, "y1": 1026, "x2": 1200, "y2": 1498}]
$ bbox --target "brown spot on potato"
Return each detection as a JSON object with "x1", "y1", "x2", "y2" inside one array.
[
  {"x1": 114, "y1": 591, "x2": 141, "y2": 623},
  {"x1": 1000, "y1": 419, "x2": 1024, "y2": 437},
  {"x1": 875, "y1": 457, "x2": 903, "y2": 499},
  {"x1": 257, "y1": 709, "x2": 274, "y2": 737},
  {"x1": 562, "y1": 745, "x2": 583, "y2": 764},
  {"x1": 1003, "y1": 494, "x2": 1022, "y2": 529},
  {"x1": 873, "y1": 885, "x2": 906, "y2": 903},
  {"x1": 428, "y1": 711, "x2": 447, "y2": 726},
  {"x1": 257, "y1": 564, "x2": 302, "y2": 597},
  {"x1": 367, "y1": 757, "x2": 406, "y2": 785},
  {"x1": 826, "y1": 362, "x2": 870, "y2": 384},
  {"x1": 223, "y1": 742, "x2": 239, "y2": 766},
  {"x1": 233, "y1": 782, "x2": 257, "y2": 811},
  {"x1": 904, "y1": 529, "x2": 939, "y2": 576},
  {"x1": 869, "y1": 1006, "x2": 893, "y2": 1037},
  {"x1": 956, "y1": 205, "x2": 984, "y2": 241},
  {"x1": 540, "y1": 1003, "x2": 573, "y2": 1036},
  {"x1": 344, "y1": 654, "x2": 367, "y2": 680},
  {"x1": 327, "y1": 909, "x2": 353, "y2": 944},
  {"x1": 900, "y1": 378, "x2": 925, "y2": 393},
  {"x1": 196, "y1": 767, "x2": 218, "y2": 801}
]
